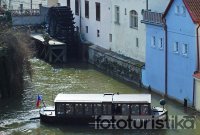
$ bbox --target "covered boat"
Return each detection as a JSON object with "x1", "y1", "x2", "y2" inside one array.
[{"x1": 40, "y1": 93, "x2": 168, "y2": 128}]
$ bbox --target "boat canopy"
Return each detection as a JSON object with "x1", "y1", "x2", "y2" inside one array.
[{"x1": 54, "y1": 93, "x2": 151, "y2": 104}]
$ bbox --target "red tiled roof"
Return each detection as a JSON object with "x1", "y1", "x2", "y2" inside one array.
[
  {"x1": 163, "y1": 0, "x2": 200, "y2": 23},
  {"x1": 193, "y1": 72, "x2": 200, "y2": 79},
  {"x1": 162, "y1": 0, "x2": 174, "y2": 19},
  {"x1": 183, "y1": 0, "x2": 200, "y2": 23}
]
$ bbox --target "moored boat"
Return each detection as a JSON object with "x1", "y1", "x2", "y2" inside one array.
[{"x1": 40, "y1": 93, "x2": 168, "y2": 129}]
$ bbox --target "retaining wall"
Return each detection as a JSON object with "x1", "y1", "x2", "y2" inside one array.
[{"x1": 88, "y1": 45, "x2": 144, "y2": 86}]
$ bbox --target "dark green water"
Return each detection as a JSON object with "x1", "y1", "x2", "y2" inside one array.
[{"x1": 0, "y1": 58, "x2": 200, "y2": 134}]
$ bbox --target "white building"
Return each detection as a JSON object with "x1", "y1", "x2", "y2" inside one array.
[
  {"x1": 59, "y1": 0, "x2": 112, "y2": 50},
  {"x1": 111, "y1": 0, "x2": 170, "y2": 62},
  {"x1": 59, "y1": 0, "x2": 170, "y2": 62}
]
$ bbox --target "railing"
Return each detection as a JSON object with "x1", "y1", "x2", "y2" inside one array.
[
  {"x1": 142, "y1": 10, "x2": 163, "y2": 25},
  {"x1": 10, "y1": 9, "x2": 40, "y2": 16}
]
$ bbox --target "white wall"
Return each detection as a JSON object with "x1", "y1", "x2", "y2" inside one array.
[
  {"x1": 80, "y1": 0, "x2": 112, "y2": 49},
  {"x1": 110, "y1": 0, "x2": 170, "y2": 62},
  {"x1": 195, "y1": 79, "x2": 200, "y2": 111},
  {"x1": 58, "y1": 0, "x2": 66, "y2": 6},
  {"x1": 59, "y1": 0, "x2": 112, "y2": 49},
  {"x1": 58, "y1": 0, "x2": 170, "y2": 62}
]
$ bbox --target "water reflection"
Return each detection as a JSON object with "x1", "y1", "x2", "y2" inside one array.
[{"x1": 0, "y1": 58, "x2": 200, "y2": 135}]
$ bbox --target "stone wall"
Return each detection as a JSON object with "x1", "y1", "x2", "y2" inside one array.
[{"x1": 88, "y1": 45, "x2": 144, "y2": 86}]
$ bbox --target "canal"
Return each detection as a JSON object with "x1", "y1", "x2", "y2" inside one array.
[{"x1": 0, "y1": 58, "x2": 200, "y2": 134}]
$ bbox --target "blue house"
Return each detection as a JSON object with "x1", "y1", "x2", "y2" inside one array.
[
  {"x1": 141, "y1": 11, "x2": 166, "y2": 95},
  {"x1": 142, "y1": 0, "x2": 200, "y2": 106}
]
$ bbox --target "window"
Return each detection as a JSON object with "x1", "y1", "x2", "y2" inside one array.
[
  {"x1": 102, "y1": 104, "x2": 112, "y2": 115},
  {"x1": 85, "y1": 104, "x2": 93, "y2": 115},
  {"x1": 141, "y1": 105, "x2": 149, "y2": 115},
  {"x1": 75, "y1": 0, "x2": 79, "y2": 15},
  {"x1": 67, "y1": 0, "x2": 70, "y2": 8},
  {"x1": 66, "y1": 104, "x2": 74, "y2": 115},
  {"x1": 173, "y1": 42, "x2": 179, "y2": 53},
  {"x1": 175, "y1": 5, "x2": 180, "y2": 14},
  {"x1": 85, "y1": 0, "x2": 89, "y2": 18},
  {"x1": 96, "y1": 2, "x2": 100, "y2": 21},
  {"x1": 130, "y1": 10, "x2": 138, "y2": 28},
  {"x1": 97, "y1": 29, "x2": 100, "y2": 37},
  {"x1": 115, "y1": 6, "x2": 120, "y2": 24},
  {"x1": 182, "y1": 44, "x2": 188, "y2": 55},
  {"x1": 158, "y1": 38, "x2": 164, "y2": 49},
  {"x1": 75, "y1": 104, "x2": 83, "y2": 115},
  {"x1": 109, "y1": 34, "x2": 112, "y2": 42},
  {"x1": 136, "y1": 37, "x2": 139, "y2": 47},
  {"x1": 122, "y1": 104, "x2": 129, "y2": 115},
  {"x1": 57, "y1": 103, "x2": 65, "y2": 116},
  {"x1": 130, "y1": 104, "x2": 139, "y2": 115},
  {"x1": 181, "y1": 6, "x2": 186, "y2": 16},
  {"x1": 151, "y1": 36, "x2": 156, "y2": 47},
  {"x1": 114, "y1": 104, "x2": 122, "y2": 115},
  {"x1": 86, "y1": 26, "x2": 88, "y2": 33},
  {"x1": 94, "y1": 104, "x2": 102, "y2": 115},
  {"x1": 125, "y1": 8, "x2": 127, "y2": 15}
]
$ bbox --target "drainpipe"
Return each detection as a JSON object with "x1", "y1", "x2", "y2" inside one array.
[
  {"x1": 79, "y1": 0, "x2": 82, "y2": 34},
  {"x1": 163, "y1": 18, "x2": 168, "y2": 97},
  {"x1": 146, "y1": 0, "x2": 148, "y2": 10},
  {"x1": 193, "y1": 23, "x2": 200, "y2": 106},
  {"x1": 196, "y1": 24, "x2": 200, "y2": 71}
]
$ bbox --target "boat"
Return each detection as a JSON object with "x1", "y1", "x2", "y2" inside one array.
[{"x1": 39, "y1": 93, "x2": 168, "y2": 129}]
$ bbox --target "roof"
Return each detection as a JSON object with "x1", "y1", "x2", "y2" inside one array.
[
  {"x1": 193, "y1": 72, "x2": 200, "y2": 79},
  {"x1": 163, "y1": 0, "x2": 200, "y2": 23},
  {"x1": 31, "y1": 34, "x2": 66, "y2": 46},
  {"x1": 54, "y1": 93, "x2": 151, "y2": 104}
]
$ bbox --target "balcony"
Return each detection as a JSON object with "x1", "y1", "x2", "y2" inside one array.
[
  {"x1": 141, "y1": 10, "x2": 163, "y2": 26},
  {"x1": 10, "y1": 9, "x2": 40, "y2": 16}
]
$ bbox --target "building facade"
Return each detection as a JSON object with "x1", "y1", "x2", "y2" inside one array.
[
  {"x1": 59, "y1": 0, "x2": 169, "y2": 62},
  {"x1": 142, "y1": 0, "x2": 200, "y2": 105},
  {"x1": 59, "y1": 0, "x2": 112, "y2": 50},
  {"x1": 110, "y1": 0, "x2": 169, "y2": 62},
  {"x1": 141, "y1": 11, "x2": 166, "y2": 95},
  {"x1": 194, "y1": 73, "x2": 200, "y2": 111}
]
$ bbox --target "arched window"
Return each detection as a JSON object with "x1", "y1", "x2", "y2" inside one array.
[{"x1": 130, "y1": 10, "x2": 138, "y2": 29}]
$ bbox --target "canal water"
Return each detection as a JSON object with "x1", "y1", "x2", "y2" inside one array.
[{"x1": 0, "y1": 58, "x2": 200, "y2": 134}]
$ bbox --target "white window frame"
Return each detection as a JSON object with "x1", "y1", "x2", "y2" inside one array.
[
  {"x1": 182, "y1": 43, "x2": 188, "y2": 56},
  {"x1": 180, "y1": 6, "x2": 186, "y2": 16},
  {"x1": 175, "y1": 5, "x2": 180, "y2": 15},
  {"x1": 130, "y1": 10, "x2": 138, "y2": 29},
  {"x1": 115, "y1": 6, "x2": 120, "y2": 24},
  {"x1": 151, "y1": 36, "x2": 156, "y2": 48},
  {"x1": 158, "y1": 38, "x2": 164, "y2": 49},
  {"x1": 173, "y1": 42, "x2": 179, "y2": 53}
]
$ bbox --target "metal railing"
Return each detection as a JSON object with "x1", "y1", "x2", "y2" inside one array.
[
  {"x1": 10, "y1": 9, "x2": 40, "y2": 16},
  {"x1": 142, "y1": 10, "x2": 163, "y2": 25}
]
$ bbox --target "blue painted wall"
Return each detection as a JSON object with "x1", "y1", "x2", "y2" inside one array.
[
  {"x1": 142, "y1": 0, "x2": 197, "y2": 105},
  {"x1": 142, "y1": 24, "x2": 165, "y2": 94},
  {"x1": 165, "y1": 0, "x2": 196, "y2": 104}
]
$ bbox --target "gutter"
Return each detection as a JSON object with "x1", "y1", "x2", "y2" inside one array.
[
  {"x1": 79, "y1": 0, "x2": 81, "y2": 34},
  {"x1": 163, "y1": 18, "x2": 168, "y2": 97},
  {"x1": 196, "y1": 24, "x2": 200, "y2": 71},
  {"x1": 146, "y1": 0, "x2": 148, "y2": 10}
]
